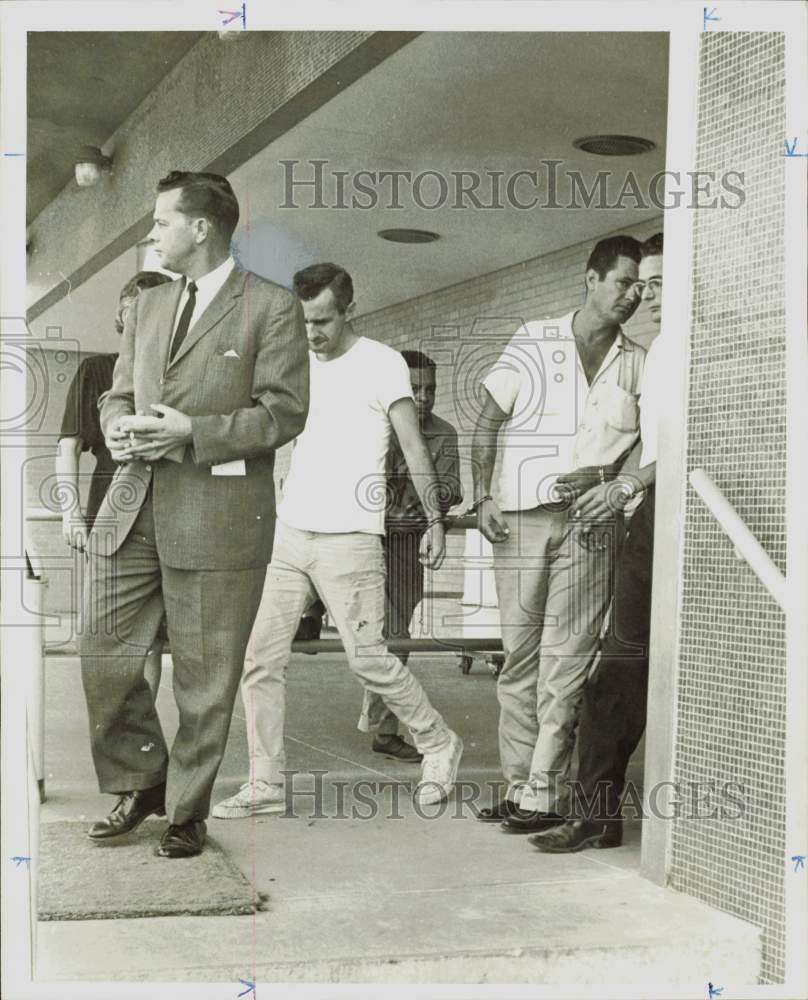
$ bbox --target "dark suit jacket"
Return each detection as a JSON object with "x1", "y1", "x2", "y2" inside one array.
[{"x1": 89, "y1": 266, "x2": 309, "y2": 570}]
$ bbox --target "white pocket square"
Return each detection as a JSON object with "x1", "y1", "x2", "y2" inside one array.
[{"x1": 222, "y1": 349, "x2": 240, "y2": 358}]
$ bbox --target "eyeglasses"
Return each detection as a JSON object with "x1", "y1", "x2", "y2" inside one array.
[{"x1": 630, "y1": 277, "x2": 663, "y2": 296}]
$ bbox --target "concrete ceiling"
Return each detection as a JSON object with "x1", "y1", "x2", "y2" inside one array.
[
  {"x1": 27, "y1": 31, "x2": 202, "y2": 222},
  {"x1": 31, "y1": 30, "x2": 668, "y2": 352},
  {"x1": 227, "y1": 31, "x2": 668, "y2": 317}
]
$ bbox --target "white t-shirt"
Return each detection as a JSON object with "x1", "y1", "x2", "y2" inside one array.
[{"x1": 278, "y1": 337, "x2": 413, "y2": 534}]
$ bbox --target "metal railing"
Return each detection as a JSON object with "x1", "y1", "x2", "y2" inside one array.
[
  {"x1": 689, "y1": 469, "x2": 788, "y2": 612},
  {"x1": 26, "y1": 508, "x2": 496, "y2": 649},
  {"x1": 25, "y1": 506, "x2": 505, "y2": 801},
  {"x1": 22, "y1": 514, "x2": 53, "y2": 803}
]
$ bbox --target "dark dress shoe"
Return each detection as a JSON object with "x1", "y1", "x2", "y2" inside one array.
[
  {"x1": 294, "y1": 615, "x2": 322, "y2": 642},
  {"x1": 477, "y1": 798, "x2": 532, "y2": 823},
  {"x1": 154, "y1": 820, "x2": 206, "y2": 859},
  {"x1": 500, "y1": 810, "x2": 565, "y2": 835},
  {"x1": 87, "y1": 783, "x2": 166, "y2": 841},
  {"x1": 294, "y1": 601, "x2": 325, "y2": 652},
  {"x1": 372, "y1": 734, "x2": 423, "y2": 762},
  {"x1": 528, "y1": 819, "x2": 623, "y2": 853}
]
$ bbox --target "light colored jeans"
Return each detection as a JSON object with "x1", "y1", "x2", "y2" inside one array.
[
  {"x1": 358, "y1": 524, "x2": 425, "y2": 737},
  {"x1": 492, "y1": 507, "x2": 621, "y2": 813},
  {"x1": 241, "y1": 522, "x2": 452, "y2": 783}
]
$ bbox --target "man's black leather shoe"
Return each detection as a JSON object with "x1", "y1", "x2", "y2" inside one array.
[
  {"x1": 528, "y1": 819, "x2": 623, "y2": 852},
  {"x1": 500, "y1": 810, "x2": 565, "y2": 835},
  {"x1": 372, "y1": 734, "x2": 423, "y2": 762},
  {"x1": 154, "y1": 820, "x2": 206, "y2": 859},
  {"x1": 87, "y1": 783, "x2": 166, "y2": 841},
  {"x1": 294, "y1": 610, "x2": 323, "y2": 652},
  {"x1": 477, "y1": 798, "x2": 532, "y2": 823}
]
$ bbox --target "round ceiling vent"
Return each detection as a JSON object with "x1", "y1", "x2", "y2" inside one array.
[
  {"x1": 572, "y1": 135, "x2": 656, "y2": 157},
  {"x1": 378, "y1": 228, "x2": 440, "y2": 244}
]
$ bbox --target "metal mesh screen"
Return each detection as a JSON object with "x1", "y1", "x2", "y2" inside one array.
[{"x1": 671, "y1": 31, "x2": 787, "y2": 984}]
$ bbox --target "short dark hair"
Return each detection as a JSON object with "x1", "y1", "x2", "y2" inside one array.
[
  {"x1": 156, "y1": 170, "x2": 239, "y2": 241},
  {"x1": 585, "y1": 235, "x2": 642, "y2": 279},
  {"x1": 641, "y1": 232, "x2": 664, "y2": 258},
  {"x1": 119, "y1": 270, "x2": 172, "y2": 301},
  {"x1": 292, "y1": 263, "x2": 354, "y2": 314},
  {"x1": 400, "y1": 349, "x2": 436, "y2": 374}
]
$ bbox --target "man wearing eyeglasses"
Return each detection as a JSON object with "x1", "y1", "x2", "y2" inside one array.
[{"x1": 531, "y1": 232, "x2": 664, "y2": 853}]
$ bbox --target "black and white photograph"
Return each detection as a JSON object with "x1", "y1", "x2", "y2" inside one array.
[{"x1": 1, "y1": 2, "x2": 806, "y2": 998}]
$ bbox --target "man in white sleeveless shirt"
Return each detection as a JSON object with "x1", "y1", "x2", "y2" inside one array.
[{"x1": 213, "y1": 263, "x2": 463, "y2": 818}]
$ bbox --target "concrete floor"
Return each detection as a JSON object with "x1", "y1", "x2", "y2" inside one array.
[{"x1": 35, "y1": 642, "x2": 760, "y2": 988}]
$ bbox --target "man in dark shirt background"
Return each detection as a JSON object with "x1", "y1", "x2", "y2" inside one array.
[
  {"x1": 361, "y1": 349, "x2": 464, "y2": 759},
  {"x1": 56, "y1": 271, "x2": 172, "y2": 546},
  {"x1": 55, "y1": 271, "x2": 172, "y2": 698}
]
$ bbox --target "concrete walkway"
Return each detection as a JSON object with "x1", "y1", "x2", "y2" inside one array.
[{"x1": 35, "y1": 648, "x2": 760, "y2": 987}]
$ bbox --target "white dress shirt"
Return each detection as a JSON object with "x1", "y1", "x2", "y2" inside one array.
[
  {"x1": 169, "y1": 256, "x2": 236, "y2": 348},
  {"x1": 638, "y1": 333, "x2": 672, "y2": 469}
]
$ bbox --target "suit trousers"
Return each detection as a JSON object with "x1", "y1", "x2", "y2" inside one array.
[
  {"x1": 360, "y1": 523, "x2": 425, "y2": 737},
  {"x1": 573, "y1": 487, "x2": 655, "y2": 821},
  {"x1": 80, "y1": 494, "x2": 266, "y2": 824},
  {"x1": 492, "y1": 506, "x2": 621, "y2": 813},
  {"x1": 241, "y1": 522, "x2": 451, "y2": 784}
]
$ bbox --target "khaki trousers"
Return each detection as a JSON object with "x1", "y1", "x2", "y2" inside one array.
[
  {"x1": 242, "y1": 522, "x2": 451, "y2": 784},
  {"x1": 492, "y1": 506, "x2": 621, "y2": 813}
]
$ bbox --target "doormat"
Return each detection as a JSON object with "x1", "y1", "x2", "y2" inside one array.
[{"x1": 38, "y1": 821, "x2": 258, "y2": 920}]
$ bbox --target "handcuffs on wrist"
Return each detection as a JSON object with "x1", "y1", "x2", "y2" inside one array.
[{"x1": 471, "y1": 494, "x2": 493, "y2": 513}]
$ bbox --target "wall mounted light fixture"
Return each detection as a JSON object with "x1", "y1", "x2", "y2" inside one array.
[{"x1": 74, "y1": 146, "x2": 113, "y2": 187}]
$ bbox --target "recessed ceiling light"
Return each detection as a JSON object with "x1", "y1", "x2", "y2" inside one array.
[
  {"x1": 573, "y1": 135, "x2": 656, "y2": 157},
  {"x1": 378, "y1": 228, "x2": 440, "y2": 244}
]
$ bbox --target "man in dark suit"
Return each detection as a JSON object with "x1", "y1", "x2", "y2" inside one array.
[{"x1": 80, "y1": 170, "x2": 309, "y2": 858}]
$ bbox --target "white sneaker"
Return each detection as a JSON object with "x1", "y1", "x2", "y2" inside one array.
[
  {"x1": 211, "y1": 780, "x2": 285, "y2": 819},
  {"x1": 414, "y1": 731, "x2": 464, "y2": 806}
]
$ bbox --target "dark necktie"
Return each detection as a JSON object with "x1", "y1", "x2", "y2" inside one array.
[{"x1": 169, "y1": 280, "x2": 197, "y2": 361}]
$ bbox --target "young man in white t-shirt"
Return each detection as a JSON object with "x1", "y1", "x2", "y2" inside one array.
[{"x1": 213, "y1": 263, "x2": 463, "y2": 818}]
